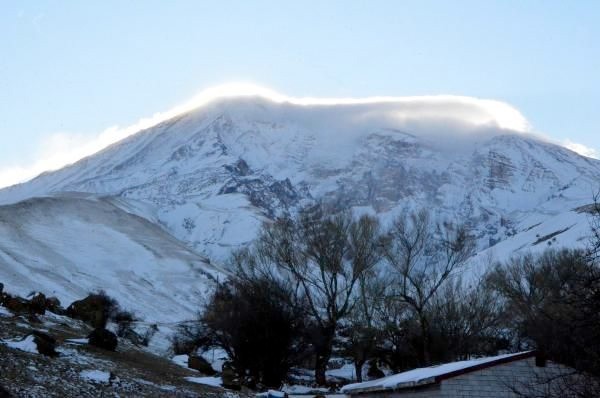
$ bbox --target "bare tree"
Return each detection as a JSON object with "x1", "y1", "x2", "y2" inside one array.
[
  {"x1": 340, "y1": 270, "x2": 387, "y2": 382},
  {"x1": 255, "y1": 203, "x2": 383, "y2": 385},
  {"x1": 429, "y1": 276, "x2": 506, "y2": 361},
  {"x1": 383, "y1": 209, "x2": 475, "y2": 364},
  {"x1": 376, "y1": 292, "x2": 420, "y2": 373},
  {"x1": 486, "y1": 249, "x2": 600, "y2": 397}
]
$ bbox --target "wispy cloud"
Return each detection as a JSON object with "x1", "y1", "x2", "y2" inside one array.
[
  {"x1": 0, "y1": 83, "x2": 594, "y2": 188},
  {"x1": 562, "y1": 139, "x2": 599, "y2": 159}
]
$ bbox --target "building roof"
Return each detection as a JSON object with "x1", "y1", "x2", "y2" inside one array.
[{"x1": 340, "y1": 351, "x2": 535, "y2": 394}]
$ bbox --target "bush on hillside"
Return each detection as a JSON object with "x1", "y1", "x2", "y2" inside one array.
[{"x1": 199, "y1": 276, "x2": 305, "y2": 388}]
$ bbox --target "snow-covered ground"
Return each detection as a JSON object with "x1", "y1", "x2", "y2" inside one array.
[
  {"x1": 0, "y1": 306, "x2": 12, "y2": 317},
  {"x1": 171, "y1": 354, "x2": 190, "y2": 369},
  {"x1": 1, "y1": 335, "x2": 39, "y2": 354},
  {"x1": 0, "y1": 305, "x2": 233, "y2": 396},
  {"x1": 471, "y1": 207, "x2": 593, "y2": 267},
  {"x1": 185, "y1": 376, "x2": 222, "y2": 387},
  {"x1": 79, "y1": 369, "x2": 111, "y2": 384},
  {"x1": 171, "y1": 348, "x2": 227, "y2": 373}
]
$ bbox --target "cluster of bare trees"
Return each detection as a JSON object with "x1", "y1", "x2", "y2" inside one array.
[
  {"x1": 195, "y1": 202, "x2": 600, "y2": 393},
  {"x1": 487, "y1": 249, "x2": 600, "y2": 397},
  {"x1": 201, "y1": 204, "x2": 481, "y2": 386}
]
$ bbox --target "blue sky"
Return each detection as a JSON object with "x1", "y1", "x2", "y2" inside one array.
[{"x1": 1, "y1": 0, "x2": 599, "y2": 187}]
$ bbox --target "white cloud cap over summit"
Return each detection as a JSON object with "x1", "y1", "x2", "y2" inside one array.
[
  {"x1": 0, "y1": 83, "x2": 595, "y2": 189},
  {"x1": 563, "y1": 139, "x2": 599, "y2": 159}
]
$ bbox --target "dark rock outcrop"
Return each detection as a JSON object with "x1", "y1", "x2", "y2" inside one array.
[
  {"x1": 87, "y1": 328, "x2": 118, "y2": 351},
  {"x1": 67, "y1": 294, "x2": 115, "y2": 328},
  {"x1": 45, "y1": 296, "x2": 64, "y2": 314},
  {"x1": 32, "y1": 331, "x2": 58, "y2": 357},
  {"x1": 0, "y1": 290, "x2": 64, "y2": 316},
  {"x1": 2, "y1": 296, "x2": 31, "y2": 314},
  {"x1": 224, "y1": 158, "x2": 251, "y2": 176},
  {"x1": 29, "y1": 293, "x2": 48, "y2": 315},
  {"x1": 0, "y1": 384, "x2": 12, "y2": 397},
  {"x1": 188, "y1": 354, "x2": 216, "y2": 375},
  {"x1": 221, "y1": 362, "x2": 241, "y2": 390},
  {"x1": 367, "y1": 360, "x2": 385, "y2": 380}
]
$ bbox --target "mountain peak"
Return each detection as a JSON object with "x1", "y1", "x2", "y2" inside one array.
[{"x1": 0, "y1": 95, "x2": 598, "y2": 263}]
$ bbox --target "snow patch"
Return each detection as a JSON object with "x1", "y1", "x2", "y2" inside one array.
[
  {"x1": 282, "y1": 385, "x2": 332, "y2": 396},
  {"x1": 185, "y1": 376, "x2": 222, "y2": 387},
  {"x1": 171, "y1": 354, "x2": 190, "y2": 369},
  {"x1": 2, "y1": 335, "x2": 38, "y2": 354},
  {"x1": 65, "y1": 338, "x2": 89, "y2": 345},
  {"x1": 257, "y1": 390, "x2": 286, "y2": 398},
  {"x1": 200, "y1": 348, "x2": 228, "y2": 372},
  {"x1": 326, "y1": 363, "x2": 362, "y2": 380},
  {"x1": 79, "y1": 369, "x2": 111, "y2": 384}
]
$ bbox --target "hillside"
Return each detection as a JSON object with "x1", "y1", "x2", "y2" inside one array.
[
  {"x1": 0, "y1": 193, "x2": 222, "y2": 327},
  {"x1": 0, "y1": 306, "x2": 238, "y2": 397}
]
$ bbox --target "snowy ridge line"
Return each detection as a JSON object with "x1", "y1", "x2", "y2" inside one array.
[{"x1": 0, "y1": 83, "x2": 537, "y2": 190}]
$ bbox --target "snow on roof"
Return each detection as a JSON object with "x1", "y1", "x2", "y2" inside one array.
[{"x1": 341, "y1": 351, "x2": 535, "y2": 394}]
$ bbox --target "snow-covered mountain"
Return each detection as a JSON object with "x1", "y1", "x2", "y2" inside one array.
[{"x1": 1, "y1": 93, "x2": 599, "y2": 321}]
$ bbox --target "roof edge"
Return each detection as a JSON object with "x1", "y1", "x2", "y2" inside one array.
[{"x1": 434, "y1": 351, "x2": 537, "y2": 383}]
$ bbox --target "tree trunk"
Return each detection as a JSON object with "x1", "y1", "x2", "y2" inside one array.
[
  {"x1": 314, "y1": 325, "x2": 335, "y2": 386},
  {"x1": 315, "y1": 347, "x2": 332, "y2": 386},
  {"x1": 355, "y1": 360, "x2": 365, "y2": 382},
  {"x1": 419, "y1": 314, "x2": 431, "y2": 365}
]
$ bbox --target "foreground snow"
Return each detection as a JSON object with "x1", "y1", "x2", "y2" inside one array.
[
  {"x1": 171, "y1": 354, "x2": 190, "y2": 369},
  {"x1": 172, "y1": 349, "x2": 227, "y2": 373},
  {"x1": 79, "y1": 369, "x2": 111, "y2": 384},
  {"x1": 185, "y1": 376, "x2": 222, "y2": 387},
  {"x1": 2, "y1": 335, "x2": 38, "y2": 354}
]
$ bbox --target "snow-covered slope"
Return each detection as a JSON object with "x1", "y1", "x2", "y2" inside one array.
[
  {"x1": 470, "y1": 205, "x2": 596, "y2": 268},
  {"x1": 1, "y1": 96, "x2": 600, "y2": 264},
  {"x1": 0, "y1": 193, "x2": 222, "y2": 323}
]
